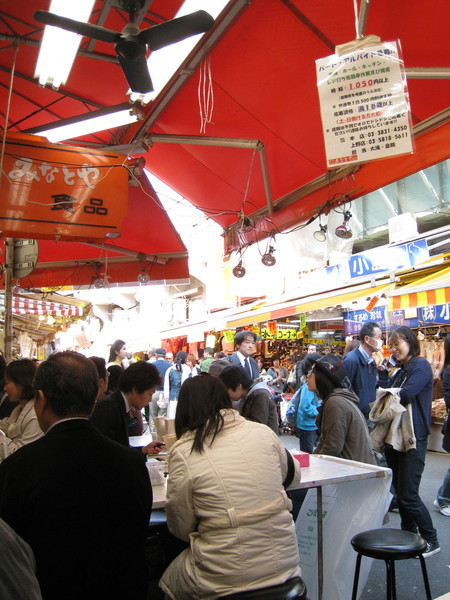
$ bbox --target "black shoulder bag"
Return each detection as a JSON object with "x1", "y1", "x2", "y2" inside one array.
[{"x1": 282, "y1": 448, "x2": 295, "y2": 489}]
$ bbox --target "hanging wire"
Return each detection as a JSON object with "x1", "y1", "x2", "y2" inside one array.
[
  {"x1": 198, "y1": 54, "x2": 214, "y2": 133},
  {"x1": 0, "y1": 42, "x2": 19, "y2": 187}
]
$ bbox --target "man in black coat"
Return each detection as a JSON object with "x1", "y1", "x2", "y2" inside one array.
[
  {"x1": 0, "y1": 351, "x2": 152, "y2": 600},
  {"x1": 228, "y1": 330, "x2": 260, "y2": 380},
  {"x1": 90, "y1": 361, "x2": 163, "y2": 456}
]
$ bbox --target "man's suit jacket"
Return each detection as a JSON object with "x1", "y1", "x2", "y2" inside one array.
[
  {"x1": 0, "y1": 419, "x2": 152, "y2": 600},
  {"x1": 90, "y1": 389, "x2": 129, "y2": 447},
  {"x1": 228, "y1": 352, "x2": 260, "y2": 380}
]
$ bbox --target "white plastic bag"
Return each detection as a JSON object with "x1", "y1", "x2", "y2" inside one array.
[{"x1": 296, "y1": 473, "x2": 392, "y2": 600}]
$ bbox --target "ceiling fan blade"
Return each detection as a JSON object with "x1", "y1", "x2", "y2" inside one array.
[
  {"x1": 138, "y1": 10, "x2": 214, "y2": 51},
  {"x1": 34, "y1": 10, "x2": 119, "y2": 44},
  {"x1": 118, "y1": 54, "x2": 153, "y2": 94}
]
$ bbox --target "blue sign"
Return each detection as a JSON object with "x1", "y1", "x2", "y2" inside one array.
[
  {"x1": 418, "y1": 303, "x2": 450, "y2": 324},
  {"x1": 343, "y1": 306, "x2": 387, "y2": 335},
  {"x1": 389, "y1": 309, "x2": 419, "y2": 329},
  {"x1": 347, "y1": 239, "x2": 428, "y2": 279}
]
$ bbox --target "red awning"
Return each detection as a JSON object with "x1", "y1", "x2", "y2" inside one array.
[
  {"x1": 0, "y1": 172, "x2": 189, "y2": 288},
  {"x1": 1, "y1": 0, "x2": 449, "y2": 254}
]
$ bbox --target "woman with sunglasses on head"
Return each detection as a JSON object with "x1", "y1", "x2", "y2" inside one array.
[
  {"x1": 159, "y1": 374, "x2": 301, "y2": 600},
  {"x1": 383, "y1": 326, "x2": 440, "y2": 558},
  {"x1": 306, "y1": 353, "x2": 375, "y2": 464}
]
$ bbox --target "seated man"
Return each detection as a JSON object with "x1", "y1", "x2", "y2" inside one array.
[
  {"x1": 219, "y1": 365, "x2": 279, "y2": 435},
  {"x1": 0, "y1": 351, "x2": 152, "y2": 600},
  {"x1": 91, "y1": 361, "x2": 163, "y2": 457}
]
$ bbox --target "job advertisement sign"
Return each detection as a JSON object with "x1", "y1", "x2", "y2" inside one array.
[{"x1": 316, "y1": 41, "x2": 413, "y2": 167}]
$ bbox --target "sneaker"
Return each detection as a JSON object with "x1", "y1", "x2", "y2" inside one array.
[
  {"x1": 421, "y1": 542, "x2": 441, "y2": 558},
  {"x1": 433, "y1": 499, "x2": 450, "y2": 516}
]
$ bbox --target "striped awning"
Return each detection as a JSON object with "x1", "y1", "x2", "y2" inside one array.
[
  {"x1": 388, "y1": 265, "x2": 450, "y2": 310},
  {"x1": 11, "y1": 298, "x2": 83, "y2": 317},
  {"x1": 226, "y1": 282, "x2": 394, "y2": 329}
]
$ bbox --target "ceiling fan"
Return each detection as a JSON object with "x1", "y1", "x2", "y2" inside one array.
[{"x1": 34, "y1": 0, "x2": 214, "y2": 94}]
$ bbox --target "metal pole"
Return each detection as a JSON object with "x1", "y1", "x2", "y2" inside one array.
[{"x1": 4, "y1": 238, "x2": 14, "y2": 363}]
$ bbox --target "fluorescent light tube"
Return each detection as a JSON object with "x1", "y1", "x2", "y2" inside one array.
[
  {"x1": 32, "y1": 105, "x2": 141, "y2": 143},
  {"x1": 34, "y1": 0, "x2": 95, "y2": 89}
]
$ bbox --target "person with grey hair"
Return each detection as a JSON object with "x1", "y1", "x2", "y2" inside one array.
[{"x1": 0, "y1": 351, "x2": 152, "y2": 600}]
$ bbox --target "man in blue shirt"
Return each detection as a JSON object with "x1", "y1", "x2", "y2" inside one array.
[{"x1": 344, "y1": 321, "x2": 383, "y2": 421}]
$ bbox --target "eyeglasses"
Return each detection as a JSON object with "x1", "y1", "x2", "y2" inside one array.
[{"x1": 307, "y1": 368, "x2": 315, "y2": 376}]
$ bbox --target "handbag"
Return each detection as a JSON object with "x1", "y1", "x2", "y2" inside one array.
[{"x1": 282, "y1": 448, "x2": 295, "y2": 489}]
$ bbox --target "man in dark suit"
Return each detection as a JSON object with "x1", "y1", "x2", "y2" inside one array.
[
  {"x1": 0, "y1": 351, "x2": 152, "y2": 600},
  {"x1": 228, "y1": 330, "x2": 260, "y2": 380},
  {"x1": 91, "y1": 361, "x2": 163, "y2": 456}
]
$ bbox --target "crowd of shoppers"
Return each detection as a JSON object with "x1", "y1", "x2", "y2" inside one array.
[{"x1": 0, "y1": 322, "x2": 445, "y2": 599}]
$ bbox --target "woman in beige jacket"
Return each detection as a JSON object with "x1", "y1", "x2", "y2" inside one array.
[
  {"x1": 160, "y1": 374, "x2": 301, "y2": 600},
  {"x1": 0, "y1": 360, "x2": 43, "y2": 457}
]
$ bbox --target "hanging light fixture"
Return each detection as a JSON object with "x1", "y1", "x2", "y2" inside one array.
[
  {"x1": 313, "y1": 223, "x2": 328, "y2": 242},
  {"x1": 232, "y1": 260, "x2": 246, "y2": 278},
  {"x1": 137, "y1": 269, "x2": 150, "y2": 284},
  {"x1": 137, "y1": 254, "x2": 150, "y2": 284},
  {"x1": 335, "y1": 210, "x2": 353, "y2": 239},
  {"x1": 261, "y1": 236, "x2": 276, "y2": 267}
]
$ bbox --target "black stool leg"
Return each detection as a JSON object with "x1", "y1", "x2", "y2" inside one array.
[
  {"x1": 384, "y1": 560, "x2": 396, "y2": 600},
  {"x1": 351, "y1": 553, "x2": 362, "y2": 600},
  {"x1": 418, "y1": 555, "x2": 432, "y2": 600}
]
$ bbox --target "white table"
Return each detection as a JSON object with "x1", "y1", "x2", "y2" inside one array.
[
  {"x1": 144, "y1": 452, "x2": 391, "y2": 600},
  {"x1": 296, "y1": 455, "x2": 391, "y2": 600}
]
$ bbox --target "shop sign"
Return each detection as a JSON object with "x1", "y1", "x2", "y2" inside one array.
[
  {"x1": 347, "y1": 240, "x2": 428, "y2": 279},
  {"x1": 344, "y1": 306, "x2": 387, "y2": 335},
  {"x1": 389, "y1": 309, "x2": 418, "y2": 328},
  {"x1": 223, "y1": 330, "x2": 235, "y2": 343},
  {"x1": 316, "y1": 40, "x2": 413, "y2": 167},
  {"x1": 0, "y1": 133, "x2": 129, "y2": 241},
  {"x1": 260, "y1": 327, "x2": 300, "y2": 340},
  {"x1": 418, "y1": 303, "x2": 450, "y2": 324},
  {"x1": 325, "y1": 240, "x2": 428, "y2": 284}
]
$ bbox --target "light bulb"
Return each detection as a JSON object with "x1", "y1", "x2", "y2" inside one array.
[
  {"x1": 313, "y1": 224, "x2": 327, "y2": 242},
  {"x1": 232, "y1": 261, "x2": 246, "y2": 278},
  {"x1": 335, "y1": 223, "x2": 353, "y2": 239},
  {"x1": 138, "y1": 271, "x2": 150, "y2": 284},
  {"x1": 261, "y1": 253, "x2": 276, "y2": 266}
]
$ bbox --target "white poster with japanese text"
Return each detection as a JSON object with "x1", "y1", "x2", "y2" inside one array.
[{"x1": 316, "y1": 41, "x2": 413, "y2": 168}]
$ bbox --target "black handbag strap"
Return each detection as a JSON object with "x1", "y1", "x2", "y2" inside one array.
[{"x1": 282, "y1": 448, "x2": 295, "y2": 489}]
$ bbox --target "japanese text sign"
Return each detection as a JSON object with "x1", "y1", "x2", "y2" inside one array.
[
  {"x1": 0, "y1": 133, "x2": 129, "y2": 241},
  {"x1": 316, "y1": 41, "x2": 413, "y2": 167}
]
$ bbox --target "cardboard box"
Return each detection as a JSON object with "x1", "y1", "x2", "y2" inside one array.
[{"x1": 291, "y1": 450, "x2": 310, "y2": 467}]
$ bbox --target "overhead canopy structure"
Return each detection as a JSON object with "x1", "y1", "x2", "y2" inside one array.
[
  {"x1": 0, "y1": 168, "x2": 189, "y2": 289},
  {"x1": 1, "y1": 0, "x2": 449, "y2": 261}
]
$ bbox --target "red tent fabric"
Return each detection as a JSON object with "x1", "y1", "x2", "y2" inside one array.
[{"x1": 1, "y1": 0, "x2": 449, "y2": 261}]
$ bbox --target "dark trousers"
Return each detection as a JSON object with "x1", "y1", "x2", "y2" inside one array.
[
  {"x1": 385, "y1": 436, "x2": 438, "y2": 544},
  {"x1": 297, "y1": 429, "x2": 317, "y2": 453}
]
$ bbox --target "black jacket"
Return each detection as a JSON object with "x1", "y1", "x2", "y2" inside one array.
[{"x1": 0, "y1": 419, "x2": 152, "y2": 600}]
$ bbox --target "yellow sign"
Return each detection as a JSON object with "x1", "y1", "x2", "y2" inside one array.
[{"x1": 261, "y1": 327, "x2": 299, "y2": 340}]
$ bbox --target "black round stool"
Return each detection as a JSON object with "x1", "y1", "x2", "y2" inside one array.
[
  {"x1": 218, "y1": 576, "x2": 308, "y2": 600},
  {"x1": 350, "y1": 528, "x2": 432, "y2": 600}
]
